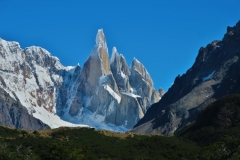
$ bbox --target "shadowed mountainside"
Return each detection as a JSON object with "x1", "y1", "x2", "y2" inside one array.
[
  {"x1": 0, "y1": 88, "x2": 50, "y2": 130},
  {"x1": 133, "y1": 20, "x2": 240, "y2": 135}
]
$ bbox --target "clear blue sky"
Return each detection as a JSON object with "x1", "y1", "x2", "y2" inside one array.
[{"x1": 0, "y1": 0, "x2": 240, "y2": 91}]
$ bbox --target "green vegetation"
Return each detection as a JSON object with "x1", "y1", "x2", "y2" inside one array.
[
  {"x1": 0, "y1": 126, "x2": 198, "y2": 160},
  {"x1": 0, "y1": 94, "x2": 240, "y2": 159}
]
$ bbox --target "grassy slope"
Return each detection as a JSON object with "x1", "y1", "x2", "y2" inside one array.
[{"x1": 0, "y1": 126, "x2": 198, "y2": 160}]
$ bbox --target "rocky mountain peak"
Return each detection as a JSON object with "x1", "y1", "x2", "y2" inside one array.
[
  {"x1": 112, "y1": 46, "x2": 117, "y2": 54},
  {"x1": 223, "y1": 20, "x2": 240, "y2": 43},
  {"x1": 80, "y1": 29, "x2": 111, "y2": 91},
  {"x1": 0, "y1": 38, "x2": 20, "y2": 49},
  {"x1": 0, "y1": 38, "x2": 22, "y2": 62},
  {"x1": 130, "y1": 57, "x2": 153, "y2": 87},
  {"x1": 96, "y1": 29, "x2": 107, "y2": 49},
  {"x1": 110, "y1": 47, "x2": 119, "y2": 64},
  {"x1": 110, "y1": 47, "x2": 130, "y2": 92},
  {"x1": 90, "y1": 29, "x2": 111, "y2": 75},
  {"x1": 23, "y1": 46, "x2": 63, "y2": 69},
  {"x1": 110, "y1": 47, "x2": 130, "y2": 75}
]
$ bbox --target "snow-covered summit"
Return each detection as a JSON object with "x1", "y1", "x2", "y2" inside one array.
[
  {"x1": 130, "y1": 57, "x2": 153, "y2": 87},
  {"x1": 0, "y1": 38, "x2": 21, "y2": 49}
]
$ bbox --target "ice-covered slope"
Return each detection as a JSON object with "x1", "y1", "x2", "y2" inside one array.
[
  {"x1": 0, "y1": 38, "x2": 88, "y2": 129},
  {"x1": 0, "y1": 29, "x2": 162, "y2": 131}
]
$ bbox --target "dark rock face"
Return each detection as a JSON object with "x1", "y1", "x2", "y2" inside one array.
[
  {"x1": 175, "y1": 94, "x2": 240, "y2": 147},
  {"x1": 133, "y1": 20, "x2": 240, "y2": 135},
  {"x1": 0, "y1": 88, "x2": 50, "y2": 130},
  {"x1": 195, "y1": 94, "x2": 240, "y2": 129}
]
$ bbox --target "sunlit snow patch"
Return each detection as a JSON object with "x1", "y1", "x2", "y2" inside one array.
[
  {"x1": 202, "y1": 71, "x2": 215, "y2": 81},
  {"x1": 103, "y1": 85, "x2": 121, "y2": 103},
  {"x1": 33, "y1": 106, "x2": 128, "y2": 132},
  {"x1": 33, "y1": 106, "x2": 89, "y2": 128},
  {"x1": 120, "y1": 71, "x2": 127, "y2": 79},
  {"x1": 121, "y1": 92, "x2": 141, "y2": 98},
  {"x1": 60, "y1": 108, "x2": 128, "y2": 132}
]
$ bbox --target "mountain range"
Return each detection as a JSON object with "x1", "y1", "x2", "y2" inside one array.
[
  {"x1": 1, "y1": 20, "x2": 240, "y2": 136},
  {"x1": 0, "y1": 29, "x2": 161, "y2": 131}
]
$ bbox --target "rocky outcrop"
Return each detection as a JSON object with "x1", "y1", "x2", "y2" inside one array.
[
  {"x1": 0, "y1": 88, "x2": 50, "y2": 130},
  {"x1": 133, "y1": 20, "x2": 240, "y2": 135}
]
